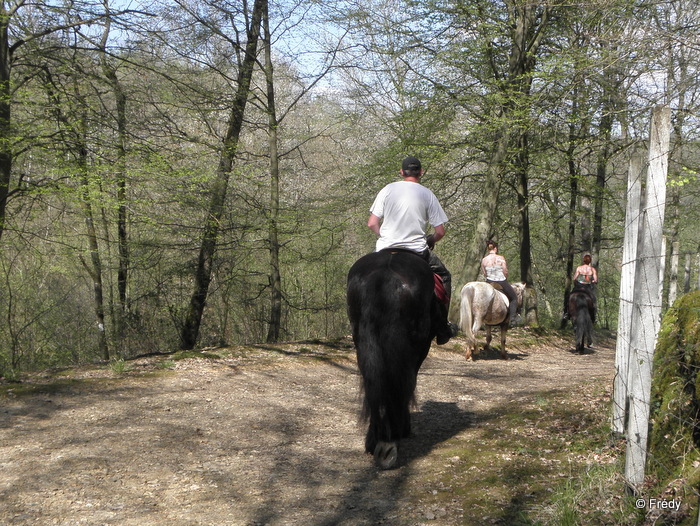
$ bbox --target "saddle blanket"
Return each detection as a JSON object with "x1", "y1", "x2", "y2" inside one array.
[
  {"x1": 434, "y1": 274, "x2": 449, "y2": 305},
  {"x1": 488, "y1": 282, "x2": 510, "y2": 307}
]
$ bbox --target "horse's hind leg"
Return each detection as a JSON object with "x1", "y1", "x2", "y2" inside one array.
[
  {"x1": 500, "y1": 326, "x2": 508, "y2": 359},
  {"x1": 574, "y1": 325, "x2": 585, "y2": 354},
  {"x1": 373, "y1": 408, "x2": 399, "y2": 469},
  {"x1": 467, "y1": 317, "x2": 482, "y2": 359},
  {"x1": 367, "y1": 405, "x2": 401, "y2": 469}
]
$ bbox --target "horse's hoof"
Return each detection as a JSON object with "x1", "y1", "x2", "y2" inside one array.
[{"x1": 374, "y1": 441, "x2": 398, "y2": 470}]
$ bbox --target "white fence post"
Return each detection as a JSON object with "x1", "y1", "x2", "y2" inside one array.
[
  {"x1": 624, "y1": 105, "x2": 671, "y2": 492},
  {"x1": 669, "y1": 241, "x2": 679, "y2": 306},
  {"x1": 612, "y1": 153, "x2": 643, "y2": 435}
]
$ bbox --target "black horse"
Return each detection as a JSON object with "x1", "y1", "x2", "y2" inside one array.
[
  {"x1": 347, "y1": 250, "x2": 438, "y2": 469},
  {"x1": 567, "y1": 286, "x2": 595, "y2": 354}
]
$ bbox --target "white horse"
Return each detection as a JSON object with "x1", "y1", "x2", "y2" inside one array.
[{"x1": 458, "y1": 281, "x2": 526, "y2": 360}]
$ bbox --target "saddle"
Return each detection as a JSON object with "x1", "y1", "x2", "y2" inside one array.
[
  {"x1": 487, "y1": 281, "x2": 510, "y2": 307},
  {"x1": 572, "y1": 282, "x2": 596, "y2": 298}
]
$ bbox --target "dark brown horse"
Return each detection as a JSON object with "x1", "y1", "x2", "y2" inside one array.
[{"x1": 568, "y1": 287, "x2": 595, "y2": 354}]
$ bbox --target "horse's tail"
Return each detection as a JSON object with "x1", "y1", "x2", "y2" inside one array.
[
  {"x1": 459, "y1": 285, "x2": 477, "y2": 349},
  {"x1": 360, "y1": 325, "x2": 416, "y2": 444}
]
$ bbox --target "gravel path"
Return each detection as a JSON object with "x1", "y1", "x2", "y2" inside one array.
[{"x1": 0, "y1": 330, "x2": 616, "y2": 525}]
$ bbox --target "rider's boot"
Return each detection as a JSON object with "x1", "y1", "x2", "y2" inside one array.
[{"x1": 436, "y1": 304, "x2": 458, "y2": 345}]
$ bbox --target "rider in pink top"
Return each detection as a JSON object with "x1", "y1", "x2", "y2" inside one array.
[
  {"x1": 571, "y1": 253, "x2": 597, "y2": 322},
  {"x1": 573, "y1": 254, "x2": 597, "y2": 286}
]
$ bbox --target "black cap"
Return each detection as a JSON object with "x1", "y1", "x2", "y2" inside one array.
[{"x1": 402, "y1": 156, "x2": 421, "y2": 172}]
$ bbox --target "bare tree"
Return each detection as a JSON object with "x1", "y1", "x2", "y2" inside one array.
[
  {"x1": 0, "y1": 1, "x2": 134, "y2": 244},
  {"x1": 96, "y1": 1, "x2": 130, "y2": 342},
  {"x1": 261, "y1": 0, "x2": 283, "y2": 342},
  {"x1": 180, "y1": 0, "x2": 265, "y2": 350}
]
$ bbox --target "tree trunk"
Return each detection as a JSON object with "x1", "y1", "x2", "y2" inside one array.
[
  {"x1": 450, "y1": 1, "x2": 549, "y2": 323},
  {"x1": 0, "y1": 9, "x2": 12, "y2": 243},
  {"x1": 262, "y1": 0, "x2": 282, "y2": 343},
  {"x1": 179, "y1": 0, "x2": 265, "y2": 349},
  {"x1": 99, "y1": 10, "x2": 129, "y2": 344},
  {"x1": 449, "y1": 135, "x2": 506, "y2": 321},
  {"x1": 561, "y1": 115, "x2": 580, "y2": 327},
  {"x1": 515, "y1": 133, "x2": 537, "y2": 325},
  {"x1": 668, "y1": 241, "x2": 679, "y2": 306},
  {"x1": 77, "y1": 112, "x2": 109, "y2": 361},
  {"x1": 592, "y1": 98, "x2": 613, "y2": 268}
]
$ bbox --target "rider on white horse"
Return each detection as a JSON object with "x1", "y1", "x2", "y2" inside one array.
[{"x1": 480, "y1": 240, "x2": 521, "y2": 327}]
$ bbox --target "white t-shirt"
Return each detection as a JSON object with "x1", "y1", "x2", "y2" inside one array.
[{"x1": 370, "y1": 180, "x2": 448, "y2": 253}]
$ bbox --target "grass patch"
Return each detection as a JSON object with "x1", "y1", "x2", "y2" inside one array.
[
  {"x1": 157, "y1": 360, "x2": 177, "y2": 370},
  {"x1": 109, "y1": 359, "x2": 130, "y2": 374},
  {"x1": 0, "y1": 378, "x2": 89, "y2": 398},
  {"x1": 409, "y1": 382, "x2": 649, "y2": 525}
]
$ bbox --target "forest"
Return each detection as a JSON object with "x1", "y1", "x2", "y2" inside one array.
[{"x1": 0, "y1": 0, "x2": 698, "y2": 375}]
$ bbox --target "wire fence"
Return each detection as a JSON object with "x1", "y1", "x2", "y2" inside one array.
[{"x1": 612, "y1": 105, "x2": 700, "y2": 522}]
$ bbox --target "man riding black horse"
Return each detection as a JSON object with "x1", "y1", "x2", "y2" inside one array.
[
  {"x1": 367, "y1": 156, "x2": 457, "y2": 344},
  {"x1": 347, "y1": 249, "x2": 436, "y2": 467}
]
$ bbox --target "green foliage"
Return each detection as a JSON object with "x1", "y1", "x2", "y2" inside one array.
[
  {"x1": 0, "y1": 361, "x2": 20, "y2": 383},
  {"x1": 158, "y1": 360, "x2": 177, "y2": 370},
  {"x1": 668, "y1": 166, "x2": 700, "y2": 188}
]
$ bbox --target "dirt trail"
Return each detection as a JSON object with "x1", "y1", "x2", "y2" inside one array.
[{"x1": 0, "y1": 331, "x2": 615, "y2": 525}]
